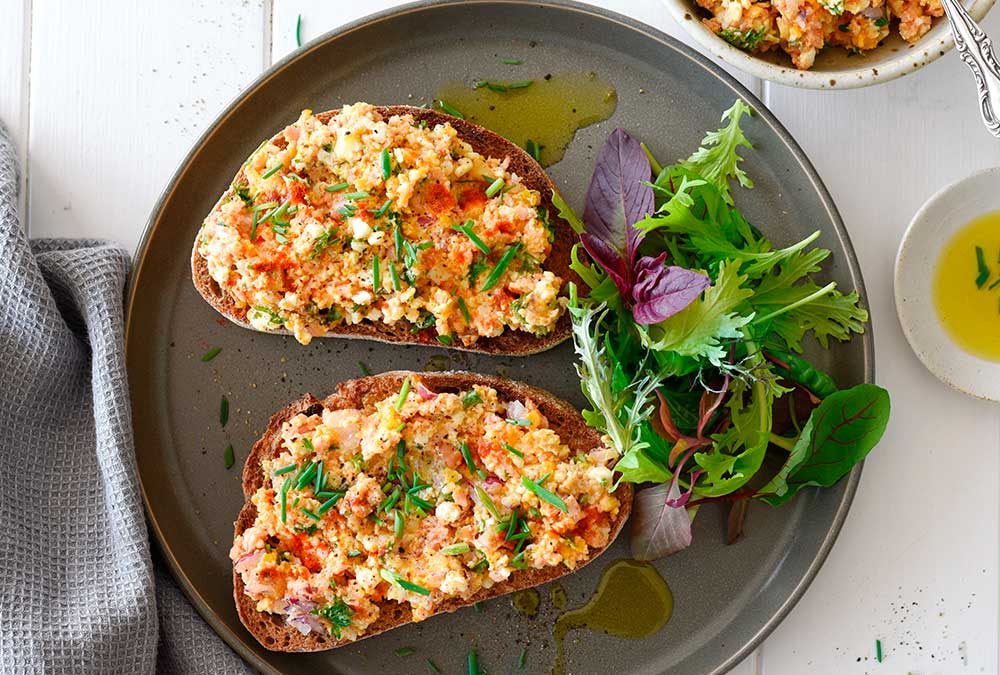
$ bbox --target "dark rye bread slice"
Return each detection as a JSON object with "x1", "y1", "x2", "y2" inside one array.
[
  {"x1": 234, "y1": 370, "x2": 632, "y2": 652},
  {"x1": 192, "y1": 105, "x2": 579, "y2": 355}
]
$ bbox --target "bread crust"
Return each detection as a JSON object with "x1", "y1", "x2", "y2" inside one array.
[
  {"x1": 233, "y1": 371, "x2": 632, "y2": 652},
  {"x1": 192, "y1": 106, "x2": 578, "y2": 355}
]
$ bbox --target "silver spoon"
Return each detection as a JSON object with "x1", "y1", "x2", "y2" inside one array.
[{"x1": 942, "y1": 0, "x2": 1000, "y2": 136}]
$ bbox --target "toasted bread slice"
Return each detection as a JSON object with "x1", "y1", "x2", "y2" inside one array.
[
  {"x1": 192, "y1": 106, "x2": 578, "y2": 355},
  {"x1": 233, "y1": 371, "x2": 632, "y2": 652}
]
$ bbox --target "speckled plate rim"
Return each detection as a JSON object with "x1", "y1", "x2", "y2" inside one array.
[
  {"x1": 124, "y1": 1, "x2": 873, "y2": 673},
  {"x1": 895, "y1": 166, "x2": 1000, "y2": 401},
  {"x1": 661, "y1": 0, "x2": 995, "y2": 89}
]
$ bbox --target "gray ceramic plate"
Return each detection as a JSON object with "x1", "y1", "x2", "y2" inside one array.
[{"x1": 125, "y1": 1, "x2": 873, "y2": 673}]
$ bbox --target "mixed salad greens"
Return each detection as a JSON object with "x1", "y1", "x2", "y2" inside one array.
[{"x1": 559, "y1": 100, "x2": 891, "y2": 560}]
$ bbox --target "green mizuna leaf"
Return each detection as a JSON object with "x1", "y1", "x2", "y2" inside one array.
[
  {"x1": 639, "y1": 260, "x2": 754, "y2": 366},
  {"x1": 757, "y1": 384, "x2": 890, "y2": 505},
  {"x1": 679, "y1": 99, "x2": 754, "y2": 204}
]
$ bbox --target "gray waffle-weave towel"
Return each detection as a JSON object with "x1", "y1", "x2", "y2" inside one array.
[{"x1": 0, "y1": 124, "x2": 253, "y2": 674}]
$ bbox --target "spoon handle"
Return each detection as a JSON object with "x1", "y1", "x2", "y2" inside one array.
[{"x1": 942, "y1": 0, "x2": 1000, "y2": 137}]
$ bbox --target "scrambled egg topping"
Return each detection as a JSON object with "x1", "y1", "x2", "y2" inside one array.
[
  {"x1": 697, "y1": 0, "x2": 942, "y2": 69},
  {"x1": 197, "y1": 103, "x2": 565, "y2": 346},
  {"x1": 230, "y1": 379, "x2": 621, "y2": 641}
]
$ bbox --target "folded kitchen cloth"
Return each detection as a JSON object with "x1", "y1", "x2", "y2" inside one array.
[{"x1": 0, "y1": 125, "x2": 253, "y2": 675}]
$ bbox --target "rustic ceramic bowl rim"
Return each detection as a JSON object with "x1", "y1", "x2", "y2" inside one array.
[
  {"x1": 661, "y1": 0, "x2": 996, "y2": 89},
  {"x1": 124, "y1": 1, "x2": 873, "y2": 673}
]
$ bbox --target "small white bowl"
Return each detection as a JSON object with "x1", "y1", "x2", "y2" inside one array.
[
  {"x1": 895, "y1": 167, "x2": 1000, "y2": 401},
  {"x1": 663, "y1": 0, "x2": 995, "y2": 89}
]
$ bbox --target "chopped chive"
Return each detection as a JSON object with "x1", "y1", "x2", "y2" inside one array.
[
  {"x1": 458, "y1": 441, "x2": 486, "y2": 478},
  {"x1": 295, "y1": 13, "x2": 302, "y2": 47},
  {"x1": 279, "y1": 487, "x2": 288, "y2": 523},
  {"x1": 314, "y1": 459, "x2": 324, "y2": 494},
  {"x1": 250, "y1": 209, "x2": 260, "y2": 240},
  {"x1": 506, "y1": 80, "x2": 533, "y2": 89},
  {"x1": 201, "y1": 346, "x2": 222, "y2": 362},
  {"x1": 395, "y1": 647, "x2": 416, "y2": 657},
  {"x1": 358, "y1": 360, "x2": 371, "y2": 376},
  {"x1": 473, "y1": 601, "x2": 483, "y2": 612},
  {"x1": 453, "y1": 220, "x2": 491, "y2": 254},
  {"x1": 381, "y1": 148, "x2": 392, "y2": 180},
  {"x1": 475, "y1": 80, "x2": 509, "y2": 93},
  {"x1": 389, "y1": 262, "x2": 402, "y2": 291},
  {"x1": 396, "y1": 377, "x2": 411, "y2": 410},
  {"x1": 481, "y1": 244, "x2": 520, "y2": 291},
  {"x1": 484, "y1": 177, "x2": 505, "y2": 198},
  {"x1": 380, "y1": 569, "x2": 431, "y2": 595},
  {"x1": 467, "y1": 648, "x2": 479, "y2": 675},
  {"x1": 393, "y1": 509, "x2": 405, "y2": 540},
  {"x1": 347, "y1": 549, "x2": 362, "y2": 558},
  {"x1": 296, "y1": 461, "x2": 318, "y2": 489},
  {"x1": 976, "y1": 245, "x2": 990, "y2": 287},
  {"x1": 436, "y1": 334, "x2": 453, "y2": 346},
  {"x1": 343, "y1": 190, "x2": 370, "y2": 200},
  {"x1": 525, "y1": 139, "x2": 542, "y2": 162},
  {"x1": 379, "y1": 487, "x2": 402, "y2": 513},
  {"x1": 315, "y1": 490, "x2": 336, "y2": 500},
  {"x1": 876, "y1": 639, "x2": 883, "y2": 662},
  {"x1": 261, "y1": 163, "x2": 283, "y2": 179},
  {"x1": 441, "y1": 542, "x2": 471, "y2": 555},
  {"x1": 501, "y1": 57, "x2": 523, "y2": 64},
  {"x1": 989, "y1": 277, "x2": 1000, "y2": 290},
  {"x1": 372, "y1": 199, "x2": 392, "y2": 217},
  {"x1": 462, "y1": 390, "x2": 482, "y2": 407},
  {"x1": 427, "y1": 659, "x2": 443, "y2": 673},
  {"x1": 274, "y1": 463, "x2": 297, "y2": 476},
  {"x1": 300, "y1": 507, "x2": 321, "y2": 521},
  {"x1": 436, "y1": 99, "x2": 465, "y2": 118},
  {"x1": 337, "y1": 204, "x2": 357, "y2": 218},
  {"x1": 522, "y1": 476, "x2": 568, "y2": 512},
  {"x1": 393, "y1": 223, "x2": 405, "y2": 261},
  {"x1": 874, "y1": 16, "x2": 888, "y2": 26},
  {"x1": 325, "y1": 181, "x2": 349, "y2": 192},
  {"x1": 302, "y1": 437, "x2": 315, "y2": 452},
  {"x1": 518, "y1": 648, "x2": 527, "y2": 669},
  {"x1": 506, "y1": 417, "x2": 530, "y2": 427},
  {"x1": 373, "y1": 255, "x2": 381, "y2": 292},
  {"x1": 475, "y1": 485, "x2": 501, "y2": 519},
  {"x1": 220, "y1": 396, "x2": 229, "y2": 427},
  {"x1": 318, "y1": 492, "x2": 345, "y2": 514},
  {"x1": 223, "y1": 444, "x2": 235, "y2": 469},
  {"x1": 457, "y1": 297, "x2": 471, "y2": 324},
  {"x1": 503, "y1": 442, "x2": 524, "y2": 458}
]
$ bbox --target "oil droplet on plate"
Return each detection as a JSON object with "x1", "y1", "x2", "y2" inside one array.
[
  {"x1": 552, "y1": 560, "x2": 673, "y2": 675},
  {"x1": 932, "y1": 210, "x2": 1000, "y2": 361},
  {"x1": 434, "y1": 71, "x2": 617, "y2": 166},
  {"x1": 512, "y1": 588, "x2": 541, "y2": 617},
  {"x1": 549, "y1": 582, "x2": 567, "y2": 610}
]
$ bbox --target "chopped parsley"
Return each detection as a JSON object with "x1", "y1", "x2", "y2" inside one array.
[
  {"x1": 313, "y1": 598, "x2": 353, "y2": 638},
  {"x1": 718, "y1": 27, "x2": 768, "y2": 51}
]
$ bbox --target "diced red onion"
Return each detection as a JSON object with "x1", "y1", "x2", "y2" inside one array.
[{"x1": 415, "y1": 380, "x2": 436, "y2": 400}]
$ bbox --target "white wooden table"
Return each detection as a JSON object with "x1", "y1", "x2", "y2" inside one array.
[{"x1": 5, "y1": 1, "x2": 998, "y2": 673}]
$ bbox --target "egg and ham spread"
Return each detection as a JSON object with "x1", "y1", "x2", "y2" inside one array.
[
  {"x1": 197, "y1": 103, "x2": 565, "y2": 346},
  {"x1": 229, "y1": 378, "x2": 621, "y2": 641}
]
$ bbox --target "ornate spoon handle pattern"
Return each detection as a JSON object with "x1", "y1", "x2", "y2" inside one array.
[{"x1": 942, "y1": 0, "x2": 1000, "y2": 136}]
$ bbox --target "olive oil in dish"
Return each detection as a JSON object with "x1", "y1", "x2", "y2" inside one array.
[
  {"x1": 434, "y1": 71, "x2": 617, "y2": 167},
  {"x1": 552, "y1": 560, "x2": 673, "y2": 674},
  {"x1": 932, "y1": 210, "x2": 1000, "y2": 361}
]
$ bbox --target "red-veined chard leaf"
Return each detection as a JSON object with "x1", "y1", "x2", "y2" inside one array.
[
  {"x1": 757, "y1": 383, "x2": 890, "y2": 506},
  {"x1": 630, "y1": 482, "x2": 695, "y2": 560}
]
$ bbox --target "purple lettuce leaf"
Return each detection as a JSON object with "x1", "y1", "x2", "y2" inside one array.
[
  {"x1": 630, "y1": 482, "x2": 694, "y2": 560},
  {"x1": 581, "y1": 128, "x2": 655, "y2": 295},
  {"x1": 631, "y1": 254, "x2": 711, "y2": 325}
]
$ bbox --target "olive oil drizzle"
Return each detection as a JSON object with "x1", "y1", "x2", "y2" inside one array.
[
  {"x1": 434, "y1": 71, "x2": 617, "y2": 167},
  {"x1": 552, "y1": 560, "x2": 673, "y2": 675}
]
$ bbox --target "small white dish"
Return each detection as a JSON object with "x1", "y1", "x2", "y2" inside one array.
[{"x1": 895, "y1": 166, "x2": 1000, "y2": 401}]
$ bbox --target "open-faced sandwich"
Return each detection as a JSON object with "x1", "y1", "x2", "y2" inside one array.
[
  {"x1": 192, "y1": 103, "x2": 576, "y2": 354},
  {"x1": 230, "y1": 371, "x2": 631, "y2": 651}
]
